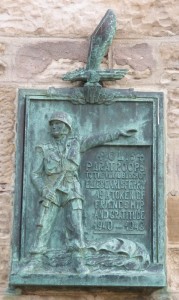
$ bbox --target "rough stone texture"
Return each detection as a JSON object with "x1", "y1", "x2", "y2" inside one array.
[
  {"x1": 0, "y1": 0, "x2": 178, "y2": 38},
  {"x1": 112, "y1": 42, "x2": 156, "y2": 84},
  {"x1": 13, "y1": 40, "x2": 89, "y2": 84},
  {"x1": 167, "y1": 195, "x2": 179, "y2": 243},
  {"x1": 160, "y1": 43, "x2": 179, "y2": 86},
  {"x1": 118, "y1": 0, "x2": 179, "y2": 38},
  {"x1": 113, "y1": 42, "x2": 155, "y2": 72},
  {"x1": 0, "y1": 88, "x2": 16, "y2": 192},
  {"x1": 1, "y1": 38, "x2": 178, "y2": 88},
  {"x1": 160, "y1": 42, "x2": 179, "y2": 70},
  {"x1": 168, "y1": 247, "x2": 179, "y2": 290},
  {"x1": 0, "y1": 290, "x2": 174, "y2": 300},
  {"x1": 0, "y1": 193, "x2": 12, "y2": 290},
  {"x1": 0, "y1": 42, "x2": 11, "y2": 83},
  {"x1": 167, "y1": 89, "x2": 179, "y2": 138},
  {"x1": 172, "y1": 294, "x2": 179, "y2": 300},
  {"x1": 167, "y1": 138, "x2": 179, "y2": 194}
]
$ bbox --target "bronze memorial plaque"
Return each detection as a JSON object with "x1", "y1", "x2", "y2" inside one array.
[{"x1": 10, "y1": 10, "x2": 166, "y2": 287}]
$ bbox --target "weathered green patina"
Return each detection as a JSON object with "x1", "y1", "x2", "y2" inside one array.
[
  {"x1": 63, "y1": 9, "x2": 127, "y2": 104},
  {"x1": 9, "y1": 10, "x2": 166, "y2": 288}
]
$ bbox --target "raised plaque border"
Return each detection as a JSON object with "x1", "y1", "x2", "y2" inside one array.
[{"x1": 9, "y1": 87, "x2": 166, "y2": 287}]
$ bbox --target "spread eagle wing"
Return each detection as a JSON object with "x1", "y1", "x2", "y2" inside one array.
[{"x1": 86, "y1": 9, "x2": 116, "y2": 70}]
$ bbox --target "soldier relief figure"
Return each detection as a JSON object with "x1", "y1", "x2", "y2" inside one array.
[
  {"x1": 29, "y1": 111, "x2": 142, "y2": 274},
  {"x1": 30, "y1": 112, "x2": 86, "y2": 272}
]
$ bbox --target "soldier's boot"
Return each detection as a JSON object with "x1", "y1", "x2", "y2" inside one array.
[
  {"x1": 21, "y1": 254, "x2": 44, "y2": 275},
  {"x1": 72, "y1": 251, "x2": 89, "y2": 274}
]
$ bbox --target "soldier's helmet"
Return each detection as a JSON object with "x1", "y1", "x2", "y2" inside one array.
[{"x1": 49, "y1": 111, "x2": 72, "y2": 130}]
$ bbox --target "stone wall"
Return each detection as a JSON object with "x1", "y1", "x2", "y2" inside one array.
[{"x1": 0, "y1": 0, "x2": 178, "y2": 299}]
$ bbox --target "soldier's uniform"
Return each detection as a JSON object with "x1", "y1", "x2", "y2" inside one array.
[
  {"x1": 31, "y1": 112, "x2": 85, "y2": 254},
  {"x1": 30, "y1": 111, "x2": 128, "y2": 273}
]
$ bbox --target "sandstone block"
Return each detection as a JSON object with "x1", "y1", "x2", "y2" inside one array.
[
  {"x1": 168, "y1": 247, "x2": 179, "y2": 289},
  {"x1": 0, "y1": 293, "x2": 159, "y2": 300},
  {"x1": 148, "y1": 289, "x2": 171, "y2": 300},
  {"x1": 0, "y1": 1, "x2": 119, "y2": 37},
  {"x1": 0, "y1": 42, "x2": 9, "y2": 81},
  {"x1": 0, "y1": 209, "x2": 11, "y2": 236},
  {"x1": 172, "y1": 293, "x2": 179, "y2": 300},
  {"x1": 0, "y1": 88, "x2": 16, "y2": 192},
  {"x1": 118, "y1": 0, "x2": 179, "y2": 38},
  {"x1": 166, "y1": 138, "x2": 179, "y2": 194},
  {"x1": 0, "y1": 43, "x2": 6, "y2": 54},
  {"x1": 0, "y1": 0, "x2": 178, "y2": 38},
  {"x1": 0, "y1": 245, "x2": 10, "y2": 285},
  {"x1": 167, "y1": 89, "x2": 179, "y2": 138},
  {"x1": 0, "y1": 193, "x2": 12, "y2": 245},
  {"x1": 112, "y1": 42, "x2": 157, "y2": 85},
  {"x1": 160, "y1": 43, "x2": 179, "y2": 86},
  {"x1": 0, "y1": 60, "x2": 6, "y2": 76},
  {"x1": 1, "y1": 294, "x2": 39, "y2": 300},
  {"x1": 160, "y1": 70, "x2": 179, "y2": 86},
  {"x1": 0, "y1": 193, "x2": 11, "y2": 206},
  {"x1": 167, "y1": 195, "x2": 179, "y2": 243},
  {"x1": 14, "y1": 40, "x2": 89, "y2": 83},
  {"x1": 160, "y1": 42, "x2": 179, "y2": 69},
  {"x1": 9, "y1": 295, "x2": 95, "y2": 300},
  {"x1": 95, "y1": 293, "x2": 147, "y2": 300},
  {"x1": 113, "y1": 42, "x2": 155, "y2": 72}
]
